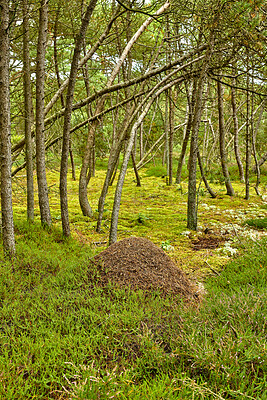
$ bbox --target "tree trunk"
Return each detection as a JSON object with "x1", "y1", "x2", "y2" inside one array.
[
  {"x1": 60, "y1": 0, "x2": 98, "y2": 236},
  {"x1": 252, "y1": 99, "x2": 266, "y2": 194},
  {"x1": 176, "y1": 80, "x2": 196, "y2": 184},
  {"x1": 35, "y1": 0, "x2": 52, "y2": 226},
  {"x1": 53, "y1": 7, "x2": 65, "y2": 109},
  {"x1": 0, "y1": 0, "x2": 16, "y2": 257},
  {"x1": 245, "y1": 67, "x2": 250, "y2": 200},
  {"x1": 197, "y1": 150, "x2": 217, "y2": 198},
  {"x1": 231, "y1": 81, "x2": 244, "y2": 182},
  {"x1": 97, "y1": 54, "x2": 203, "y2": 232},
  {"x1": 54, "y1": 6, "x2": 76, "y2": 182},
  {"x1": 131, "y1": 151, "x2": 141, "y2": 187},
  {"x1": 79, "y1": 1, "x2": 170, "y2": 218},
  {"x1": 168, "y1": 88, "x2": 174, "y2": 185},
  {"x1": 23, "y1": 0, "x2": 35, "y2": 222},
  {"x1": 187, "y1": 75, "x2": 205, "y2": 230},
  {"x1": 256, "y1": 152, "x2": 267, "y2": 170},
  {"x1": 164, "y1": 91, "x2": 169, "y2": 172},
  {"x1": 109, "y1": 77, "x2": 180, "y2": 245},
  {"x1": 217, "y1": 76, "x2": 235, "y2": 196}
]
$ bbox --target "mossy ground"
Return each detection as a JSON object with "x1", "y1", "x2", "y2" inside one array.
[
  {"x1": 2, "y1": 163, "x2": 266, "y2": 399},
  {"x1": 11, "y1": 164, "x2": 267, "y2": 279}
]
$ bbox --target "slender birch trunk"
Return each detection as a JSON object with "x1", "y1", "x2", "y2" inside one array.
[
  {"x1": 245, "y1": 66, "x2": 250, "y2": 200},
  {"x1": 168, "y1": 88, "x2": 174, "y2": 185}
]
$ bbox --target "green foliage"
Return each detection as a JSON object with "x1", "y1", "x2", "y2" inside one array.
[
  {"x1": 145, "y1": 165, "x2": 167, "y2": 178},
  {"x1": 207, "y1": 166, "x2": 225, "y2": 185},
  {"x1": 137, "y1": 212, "x2": 150, "y2": 224},
  {"x1": 161, "y1": 240, "x2": 174, "y2": 251},
  {"x1": 244, "y1": 216, "x2": 267, "y2": 230}
]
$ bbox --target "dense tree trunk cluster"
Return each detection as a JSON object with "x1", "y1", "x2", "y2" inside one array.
[{"x1": 0, "y1": 0, "x2": 266, "y2": 254}]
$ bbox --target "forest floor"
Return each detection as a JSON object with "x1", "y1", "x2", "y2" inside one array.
[
  {"x1": 12, "y1": 164, "x2": 267, "y2": 279},
  {"x1": 1, "y1": 163, "x2": 266, "y2": 399}
]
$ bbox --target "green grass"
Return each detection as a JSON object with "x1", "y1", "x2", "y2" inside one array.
[
  {"x1": 145, "y1": 165, "x2": 167, "y2": 177},
  {"x1": 0, "y1": 218, "x2": 266, "y2": 399},
  {"x1": 2, "y1": 162, "x2": 267, "y2": 398},
  {"x1": 244, "y1": 216, "x2": 267, "y2": 230}
]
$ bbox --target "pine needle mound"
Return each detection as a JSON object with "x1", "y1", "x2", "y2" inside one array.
[{"x1": 92, "y1": 237, "x2": 199, "y2": 301}]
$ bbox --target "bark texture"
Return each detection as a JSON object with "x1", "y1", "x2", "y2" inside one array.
[
  {"x1": 23, "y1": 0, "x2": 35, "y2": 221},
  {"x1": 109, "y1": 77, "x2": 182, "y2": 245},
  {"x1": 79, "y1": 1, "x2": 170, "y2": 217},
  {"x1": 0, "y1": 0, "x2": 16, "y2": 256},
  {"x1": 35, "y1": 0, "x2": 52, "y2": 226},
  {"x1": 217, "y1": 77, "x2": 235, "y2": 196},
  {"x1": 60, "y1": 0, "x2": 98, "y2": 236},
  {"x1": 245, "y1": 70, "x2": 250, "y2": 200},
  {"x1": 187, "y1": 76, "x2": 205, "y2": 230},
  {"x1": 176, "y1": 80, "x2": 196, "y2": 184},
  {"x1": 231, "y1": 82, "x2": 244, "y2": 182}
]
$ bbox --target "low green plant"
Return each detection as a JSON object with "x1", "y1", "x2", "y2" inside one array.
[
  {"x1": 244, "y1": 216, "x2": 267, "y2": 230},
  {"x1": 137, "y1": 213, "x2": 150, "y2": 224},
  {"x1": 145, "y1": 165, "x2": 167, "y2": 178},
  {"x1": 161, "y1": 240, "x2": 174, "y2": 251}
]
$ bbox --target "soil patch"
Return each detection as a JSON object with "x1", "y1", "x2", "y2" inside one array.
[
  {"x1": 191, "y1": 231, "x2": 230, "y2": 251},
  {"x1": 91, "y1": 237, "x2": 199, "y2": 301}
]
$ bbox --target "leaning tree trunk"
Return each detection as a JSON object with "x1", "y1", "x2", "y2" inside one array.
[
  {"x1": 0, "y1": 0, "x2": 16, "y2": 257},
  {"x1": 109, "y1": 77, "x2": 181, "y2": 245},
  {"x1": 35, "y1": 0, "x2": 52, "y2": 226},
  {"x1": 217, "y1": 76, "x2": 235, "y2": 197},
  {"x1": 23, "y1": 0, "x2": 35, "y2": 222},
  {"x1": 79, "y1": 1, "x2": 170, "y2": 218},
  {"x1": 197, "y1": 150, "x2": 217, "y2": 198},
  {"x1": 60, "y1": 0, "x2": 98, "y2": 237},
  {"x1": 97, "y1": 52, "x2": 204, "y2": 232}
]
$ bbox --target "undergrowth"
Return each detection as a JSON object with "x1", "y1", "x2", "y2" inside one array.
[
  {"x1": 244, "y1": 216, "x2": 267, "y2": 230},
  {"x1": 1, "y1": 164, "x2": 267, "y2": 398},
  {"x1": 0, "y1": 220, "x2": 266, "y2": 399}
]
